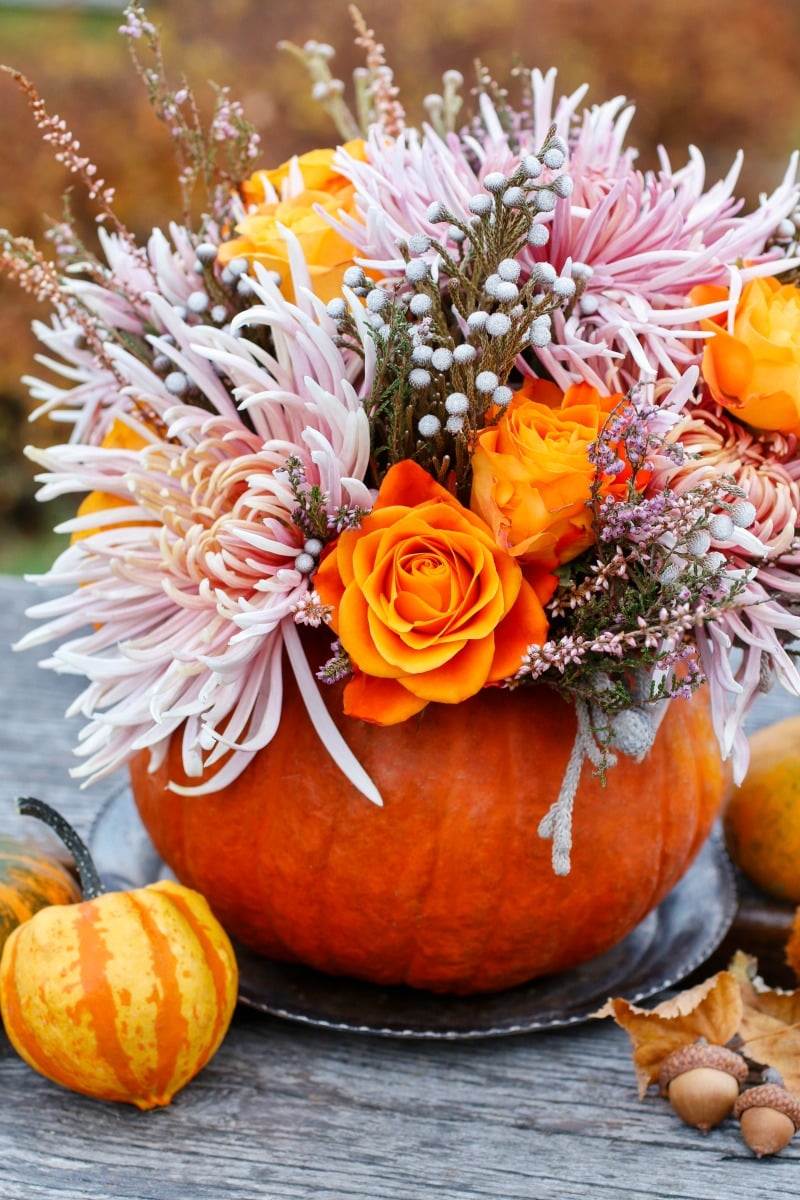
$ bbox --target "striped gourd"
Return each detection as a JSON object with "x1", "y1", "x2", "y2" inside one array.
[
  {"x1": 0, "y1": 836, "x2": 81, "y2": 951},
  {"x1": 0, "y1": 799, "x2": 238, "y2": 1110}
]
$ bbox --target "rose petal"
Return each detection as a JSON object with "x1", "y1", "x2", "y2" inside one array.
[{"x1": 342, "y1": 671, "x2": 428, "y2": 724}]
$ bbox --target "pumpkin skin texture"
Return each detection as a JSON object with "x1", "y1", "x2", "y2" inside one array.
[
  {"x1": 0, "y1": 836, "x2": 81, "y2": 954},
  {"x1": 0, "y1": 879, "x2": 238, "y2": 1110},
  {"x1": 131, "y1": 637, "x2": 727, "y2": 994}
]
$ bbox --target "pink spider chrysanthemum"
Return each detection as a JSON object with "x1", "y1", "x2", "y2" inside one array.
[
  {"x1": 661, "y1": 404, "x2": 800, "y2": 778},
  {"x1": 17, "y1": 265, "x2": 379, "y2": 800},
  {"x1": 327, "y1": 122, "x2": 514, "y2": 276},
  {"x1": 535, "y1": 73, "x2": 800, "y2": 392},
  {"x1": 332, "y1": 69, "x2": 799, "y2": 393},
  {"x1": 25, "y1": 224, "x2": 217, "y2": 445}
]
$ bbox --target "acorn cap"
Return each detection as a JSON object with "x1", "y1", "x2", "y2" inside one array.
[
  {"x1": 659, "y1": 1043, "x2": 748, "y2": 1094},
  {"x1": 734, "y1": 1084, "x2": 800, "y2": 1127}
]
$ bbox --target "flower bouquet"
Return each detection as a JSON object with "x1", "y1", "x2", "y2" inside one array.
[{"x1": 4, "y1": 3, "x2": 800, "y2": 994}]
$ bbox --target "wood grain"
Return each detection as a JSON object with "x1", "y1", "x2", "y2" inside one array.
[{"x1": 1, "y1": 574, "x2": 799, "y2": 1200}]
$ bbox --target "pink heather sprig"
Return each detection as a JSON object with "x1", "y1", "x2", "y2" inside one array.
[
  {"x1": 514, "y1": 635, "x2": 589, "y2": 680},
  {"x1": 349, "y1": 5, "x2": 405, "y2": 137},
  {"x1": 316, "y1": 640, "x2": 353, "y2": 685},
  {"x1": 0, "y1": 233, "x2": 67, "y2": 308},
  {"x1": 210, "y1": 86, "x2": 259, "y2": 154},
  {"x1": 595, "y1": 482, "x2": 731, "y2": 552},
  {"x1": 327, "y1": 504, "x2": 370, "y2": 534},
  {"x1": 121, "y1": 4, "x2": 259, "y2": 222},
  {"x1": 0, "y1": 232, "x2": 130, "y2": 384},
  {"x1": 291, "y1": 591, "x2": 333, "y2": 629},
  {"x1": 548, "y1": 551, "x2": 630, "y2": 620},
  {"x1": 586, "y1": 601, "x2": 719, "y2": 657},
  {"x1": 516, "y1": 601, "x2": 714, "y2": 690},
  {"x1": 43, "y1": 220, "x2": 79, "y2": 264},
  {"x1": 587, "y1": 389, "x2": 685, "y2": 481},
  {"x1": 282, "y1": 455, "x2": 369, "y2": 542},
  {"x1": 118, "y1": 2, "x2": 156, "y2": 40},
  {"x1": 512, "y1": 388, "x2": 758, "y2": 709},
  {"x1": 586, "y1": 389, "x2": 747, "y2": 572}
]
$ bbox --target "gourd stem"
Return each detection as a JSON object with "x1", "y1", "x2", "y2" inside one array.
[{"x1": 15, "y1": 797, "x2": 106, "y2": 900}]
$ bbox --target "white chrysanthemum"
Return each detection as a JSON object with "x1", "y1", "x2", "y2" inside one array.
[{"x1": 18, "y1": 261, "x2": 379, "y2": 801}]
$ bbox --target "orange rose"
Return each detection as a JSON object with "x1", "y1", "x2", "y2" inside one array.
[
  {"x1": 691, "y1": 277, "x2": 800, "y2": 436},
  {"x1": 469, "y1": 379, "x2": 625, "y2": 571},
  {"x1": 314, "y1": 460, "x2": 548, "y2": 725},
  {"x1": 218, "y1": 142, "x2": 366, "y2": 304},
  {"x1": 242, "y1": 142, "x2": 365, "y2": 205}
]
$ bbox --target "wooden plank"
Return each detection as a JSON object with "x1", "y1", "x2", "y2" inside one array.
[{"x1": 1, "y1": 574, "x2": 799, "y2": 1199}]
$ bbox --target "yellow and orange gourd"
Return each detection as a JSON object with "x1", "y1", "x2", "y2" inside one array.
[
  {"x1": 132, "y1": 632, "x2": 729, "y2": 995},
  {"x1": 0, "y1": 798, "x2": 238, "y2": 1110}
]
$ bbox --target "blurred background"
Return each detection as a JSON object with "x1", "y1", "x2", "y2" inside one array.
[{"x1": 2, "y1": 0, "x2": 800, "y2": 572}]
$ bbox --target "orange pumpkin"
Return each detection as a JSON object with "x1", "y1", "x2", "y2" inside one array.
[{"x1": 131, "y1": 634, "x2": 727, "y2": 994}]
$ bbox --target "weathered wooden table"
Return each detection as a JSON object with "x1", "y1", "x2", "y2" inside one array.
[{"x1": 1, "y1": 572, "x2": 798, "y2": 1200}]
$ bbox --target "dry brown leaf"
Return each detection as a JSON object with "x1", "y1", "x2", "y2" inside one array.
[
  {"x1": 730, "y1": 950, "x2": 800, "y2": 1096},
  {"x1": 596, "y1": 971, "x2": 743, "y2": 1098}
]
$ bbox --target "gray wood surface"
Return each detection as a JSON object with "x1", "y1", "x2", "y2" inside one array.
[{"x1": 1, "y1": 572, "x2": 799, "y2": 1200}]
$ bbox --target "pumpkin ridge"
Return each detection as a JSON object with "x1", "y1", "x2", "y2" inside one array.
[
  {"x1": 252, "y1": 788, "x2": 294, "y2": 963},
  {"x1": 164, "y1": 765, "x2": 192, "y2": 887},
  {"x1": 618, "y1": 731, "x2": 668, "y2": 926},
  {"x1": 470, "y1": 785, "x2": 515, "y2": 995},
  {"x1": 651, "y1": 699, "x2": 716, "y2": 901},
  {"x1": 398, "y1": 752, "x2": 451, "y2": 987},
  {"x1": 309, "y1": 793, "x2": 341, "y2": 975},
  {"x1": 75, "y1": 902, "x2": 148, "y2": 1102},
  {"x1": 0, "y1": 841, "x2": 81, "y2": 954},
  {"x1": 124, "y1": 890, "x2": 193, "y2": 1106},
  {"x1": 153, "y1": 882, "x2": 236, "y2": 1066},
  {"x1": 662, "y1": 701, "x2": 701, "y2": 899},
  {"x1": 2, "y1": 858, "x2": 72, "y2": 888},
  {"x1": 0, "y1": 887, "x2": 36, "y2": 925},
  {"x1": 473, "y1": 726, "x2": 544, "y2": 992},
  {"x1": 261, "y1": 751, "x2": 341, "y2": 971},
  {"x1": 0, "y1": 931, "x2": 84, "y2": 1092}
]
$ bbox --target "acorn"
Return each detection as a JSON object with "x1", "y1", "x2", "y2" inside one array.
[
  {"x1": 734, "y1": 1084, "x2": 800, "y2": 1157},
  {"x1": 658, "y1": 1043, "x2": 748, "y2": 1132}
]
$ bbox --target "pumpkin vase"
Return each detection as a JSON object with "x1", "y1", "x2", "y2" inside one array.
[{"x1": 130, "y1": 636, "x2": 728, "y2": 996}]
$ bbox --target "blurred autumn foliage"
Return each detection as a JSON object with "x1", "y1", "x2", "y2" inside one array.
[{"x1": 2, "y1": 0, "x2": 800, "y2": 568}]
